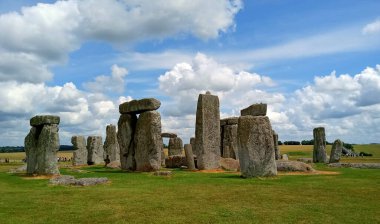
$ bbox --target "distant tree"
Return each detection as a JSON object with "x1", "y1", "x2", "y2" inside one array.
[
  {"x1": 283, "y1": 141, "x2": 300, "y2": 145},
  {"x1": 278, "y1": 141, "x2": 283, "y2": 145}
]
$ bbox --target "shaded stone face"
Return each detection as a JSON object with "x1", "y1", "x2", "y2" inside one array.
[
  {"x1": 240, "y1": 103, "x2": 267, "y2": 116},
  {"x1": 238, "y1": 116, "x2": 277, "y2": 178},
  {"x1": 184, "y1": 144, "x2": 196, "y2": 170},
  {"x1": 30, "y1": 115, "x2": 60, "y2": 127},
  {"x1": 220, "y1": 117, "x2": 239, "y2": 126},
  {"x1": 195, "y1": 93, "x2": 221, "y2": 170},
  {"x1": 313, "y1": 127, "x2": 327, "y2": 163},
  {"x1": 24, "y1": 120, "x2": 60, "y2": 175},
  {"x1": 71, "y1": 136, "x2": 87, "y2": 166},
  {"x1": 104, "y1": 124, "x2": 120, "y2": 162},
  {"x1": 134, "y1": 111, "x2": 162, "y2": 171},
  {"x1": 168, "y1": 137, "x2": 183, "y2": 156},
  {"x1": 87, "y1": 136, "x2": 104, "y2": 165},
  {"x1": 119, "y1": 98, "x2": 161, "y2": 114},
  {"x1": 222, "y1": 124, "x2": 238, "y2": 159},
  {"x1": 190, "y1": 137, "x2": 196, "y2": 154},
  {"x1": 117, "y1": 114, "x2": 137, "y2": 171},
  {"x1": 329, "y1": 139, "x2": 343, "y2": 163},
  {"x1": 161, "y1": 132, "x2": 177, "y2": 138},
  {"x1": 273, "y1": 131, "x2": 280, "y2": 160}
]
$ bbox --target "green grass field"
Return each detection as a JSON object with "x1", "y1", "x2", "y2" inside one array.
[{"x1": 0, "y1": 145, "x2": 379, "y2": 224}]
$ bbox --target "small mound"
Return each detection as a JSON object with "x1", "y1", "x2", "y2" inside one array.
[{"x1": 276, "y1": 160, "x2": 314, "y2": 172}]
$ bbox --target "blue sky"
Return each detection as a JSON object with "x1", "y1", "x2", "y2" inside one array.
[{"x1": 0, "y1": 0, "x2": 380, "y2": 146}]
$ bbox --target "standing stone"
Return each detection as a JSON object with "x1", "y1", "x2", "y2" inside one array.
[
  {"x1": 330, "y1": 139, "x2": 343, "y2": 163},
  {"x1": 168, "y1": 137, "x2": 183, "y2": 156},
  {"x1": 273, "y1": 131, "x2": 280, "y2": 160},
  {"x1": 87, "y1": 136, "x2": 104, "y2": 165},
  {"x1": 71, "y1": 136, "x2": 87, "y2": 166},
  {"x1": 195, "y1": 92, "x2": 221, "y2": 170},
  {"x1": 222, "y1": 124, "x2": 238, "y2": 159},
  {"x1": 313, "y1": 127, "x2": 327, "y2": 163},
  {"x1": 117, "y1": 114, "x2": 137, "y2": 170},
  {"x1": 24, "y1": 115, "x2": 60, "y2": 175},
  {"x1": 184, "y1": 144, "x2": 196, "y2": 170},
  {"x1": 161, "y1": 146, "x2": 166, "y2": 167},
  {"x1": 104, "y1": 124, "x2": 120, "y2": 162},
  {"x1": 134, "y1": 111, "x2": 162, "y2": 171},
  {"x1": 190, "y1": 137, "x2": 196, "y2": 154},
  {"x1": 238, "y1": 116, "x2": 277, "y2": 178},
  {"x1": 240, "y1": 103, "x2": 267, "y2": 116}
]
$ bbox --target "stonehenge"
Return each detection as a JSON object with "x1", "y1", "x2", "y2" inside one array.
[
  {"x1": 240, "y1": 103, "x2": 267, "y2": 116},
  {"x1": 194, "y1": 91, "x2": 221, "y2": 170},
  {"x1": 24, "y1": 115, "x2": 60, "y2": 175},
  {"x1": 220, "y1": 117, "x2": 238, "y2": 159},
  {"x1": 87, "y1": 136, "x2": 104, "y2": 165},
  {"x1": 104, "y1": 124, "x2": 120, "y2": 162},
  {"x1": 184, "y1": 144, "x2": 196, "y2": 170},
  {"x1": 313, "y1": 127, "x2": 327, "y2": 163},
  {"x1": 71, "y1": 136, "x2": 87, "y2": 166},
  {"x1": 329, "y1": 139, "x2": 343, "y2": 163},
  {"x1": 168, "y1": 137, "x2": 183, "y2": 156},
  {"x1": 117, "y1": 98, "x2": 162, "y2": 172},
  {"x1": 273, "y1": 131, "x2": 280, "y2": 160}
]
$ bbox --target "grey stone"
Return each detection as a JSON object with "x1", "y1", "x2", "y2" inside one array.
[
  {"x1": 222, "y1": 124, "x2": 238, "y2": 159},
  {"x1": 328, "y1": 163, "x2": 380, "y2": 169},
  {"x1": 25, "y1": 120, "x2": 60, "y2": 175},
  {"x1": 165, "y1": 155, "x2": 187, "y2": 168},
  {"x1": 184, "y1": 144, "x2": 196, "y2": 170},
  {"x1": 71, "y1": 136, "x2": 87, "y2": 166},
  {"x1": 297, "y1": 158, "x2": 313, "y2": 163},
  {"x1": 87, "y1": 136, "x2": 104, "y2": 165},
  {"x1": 30, "y1": 115, "x2": 60, "y2": 126},
  {"x1": 106, "y1": 160, "x2": 121, "y2": 169},
  {"x1": 273, "y1": 131, "x2": 280, "y2": 160},
  {"x1": 119, "y1": 98, "x2": 161, "y2": 114},
  {"x1": 329, "y1": 139, "x2": 343, "y2": 163},
  {"x1": 134, "y1": 111, "x2": 162, "y2": 171},
  {"x1": 313, "y1": 127, "x2": 327, "y2": 163},
  {"x1": 220, "y1": 117, "x2": 239, "y2": 126},
  {"x1": 281, "y1": 154, "x2": 289, "y2": 160},
  {"x1": 238, "y1": 116, "x2": 277, "y2": 178},
  {"x1": 49, "y1": 175, "x2": 76, "y2": 185},
  {"x1": 8, "y1": 165, "x2": 27, "y2": 174},
  {"x1": 190, "y1": 137, "x2": 196, "y2": 155},
  {"x1": 161, "y1": 147, "x2": 166, "y2": 167},
  {"x1": 161, "y1": 132, "x2": 177, "y2": 138},
  {"x1": 195, "y1": 92, "x2": 221, "y2": 170},
  {"x1": 50, "y1": 175, "x2": 108, "y2": 186},
  {"x1": 117, "y1": 114, "x2": 137, "y2": 171},
  {"x1": 168, "y1": 137, "x2": 183, "y2": 156},
  {"x1": 104, "y1": 124, "x2": 120, "y2": 162},
  {"x1": 220, "y1": 158, "x2": 240, "y2": 171},
  {"x1": 276, "y1": 161, "x2": 314, "y2": 172},
  {"x1": 240, "y1": 103, "x2": 267, "y2": 116}
]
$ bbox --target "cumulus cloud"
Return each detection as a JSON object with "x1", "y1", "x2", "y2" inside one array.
[
  {"x1": 0, "y1": 0, "x2": 242, "y2": 83},
  {"x1": 362, "y1": 19, "x2": 380, "y2": 34}
]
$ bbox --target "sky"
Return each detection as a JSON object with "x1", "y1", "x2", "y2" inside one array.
[{"x1": 0, "y1": 0, "x2": 380, "y2": 146}]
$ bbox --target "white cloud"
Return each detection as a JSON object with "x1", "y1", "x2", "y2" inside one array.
[
  {"x1": 83, "y1": 64, "x2": 128, "y2": 94},
  {"x1": 362, "y1": 19, "x2": 380, "y2": 34}
]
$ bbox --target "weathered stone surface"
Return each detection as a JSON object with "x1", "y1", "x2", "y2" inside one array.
[
  {"x1": 71, "y1": 136, "x2": 87, "y2": 166},
  {"x1": 276, "y1": 161, "x2": 314, "y2": 172},
  {"x1": 25, "y1": 122, "x2": 60, "y2": 175},
  {"x1": 168, "y1": 137, "x2": 183, "y2": 156},
  {"x1": 220, "y1": 117, "x2": 239, "y2": 126},
  {"x1": 220, "y1": 158, "x2": 240, "y2": 171},
  {"x1": 195, "y1": 92, "x2": 221, "y2": 170},
  {"x1": 50, "y1": 175, "x2": 108, "y2": 186},
  {"x1": 165, "y1": 155, "x2": 187, "y2": 168},
  {"x1": 222, "y1": 124, "x2": 238, "y2": 159},
  {"x1": 117, "y1": 114, "x2": 137, "y2": 171},
  {"x1": 134, "y1": 111, "x2": 162, "y2": 171},
  {"x1": 273, "y1": 131, "x2": 280, "y2": 160},
  {"x1": 119, "y1": 98, "x2": 161, "y2": 114},
  {"x1": 238, "y1": 116, "x2": 277, "y2": 178},
  {"x1": 297, "y1": 158, "x2": 313, "y2": 163},
  {"x1": 30, "y1": 115, "x2": 60, "y2": 126},
  {"x1": 329, "y1": 139, "x2": 343, "y2": 163},
  {"x1": 281, "y1": 154, "x2": 289, "y2": 161},
  {"x1": 161, "y1": 147, "x2": 166, "y2": 167},
  {"x1": 328, "y1": 163, "x2": 380, "y2": 169},
  {"x1": 190, "y1": 137, "x2": 196, "y2": 155},
  {"x1": 161, "y1": 132, "x2": 177, "y2": 138},
  {"x1": 104, "y1": 124, "x2": 120, "y2": 162},
  {"x1": 106, "y1": 160, "x2": 121, "y2": 169},
  {"x1": 184, "y1": 144, "x2": 196, "y2": 170},
  {"x1": 240, "y1": 103, "x2": 267, "y2": 116},
  {"x1": 313, "y1": 127, "x2": 327, "y2": 163},
  {"x1": 87, "y1": 136, "x2": 104, "y2": 165}
]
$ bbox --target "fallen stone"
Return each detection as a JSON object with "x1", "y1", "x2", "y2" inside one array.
[
  {"x1": 297, "y1": 158, "x2": 313, "y2": 163},
  {"x1": 329, "y1": 139, "x2": 343, "y2": 163},
  {"x1": 313, "y1": 127, "x2": 327, "y2": 163},
  {"x1": 328, "y1": 163, "x2": 380, "y2": 169},
  {"x1": 273, "y1": 131, "x2": 280, "y2": 160},
  {"x1": 30, "y1": 115, "x2": 60, "y2": 126},
  {"x1": 104, "y1": 124, "x2": 120, "y2": 162},
  {"x1": 49, "y1": 175, "x2": 109, "y2": 186},
  {"x1": 168, "y1": 137, "x2": 183, "y2": 156},
  {"x1": 240, "y1": 103, "x2": 267, "y2": 116},
  {"x1": 154, "y1": 171, "x2": 172, "y2": 176},
  {"x1": 195, "y1": 92, "x2": 221, "y2": 170},
  {"x1": 276, "y1": 161, "x2": 314, "y2": 172},
  {"x1": 117, "y1": 114, "x2": 137, "y2": 171},
  {"x1": 119, "y1": 98, "x2": 161, "y2": 114},
  {"x1": 8, "y1": 165, "x2": 27, "y2": 174},
  {"x1": 75, "y1": 177, "x2": 109, "y2": 186},
  {"x1": 50, "y1": 175, "x2": 76, "y2": 185},
  {"x1": 161, "y1": 132, "x2": 177, "y2": 138},
  {"x1": 220, "y1": 158, "x2": 240, "y2": 172},
  {"x1": 87, "y1": 136, "x2": 104, "y2": 165},
  {"x1": 71, "y1": 136, "x2": 87, "y2": 166},
  {"x1": 238, "y1": 116, "x2": 277, "y2": 177},
  {"x1": 184, "y1": 144, "x2": 196, "y2": 170},
  {"x1": 165, "y1": 155, "x2": 187, "y2": 168}
]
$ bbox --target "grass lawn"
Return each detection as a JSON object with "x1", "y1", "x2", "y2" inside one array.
[{"x1": 0, "y1": 145, "x2": 379, "y2": 224}]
